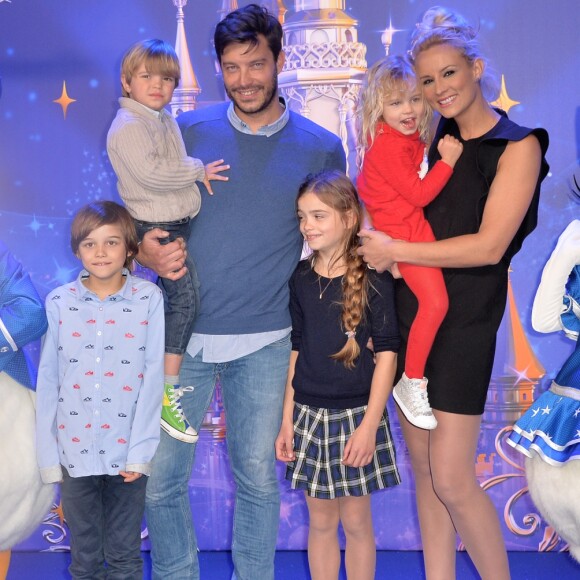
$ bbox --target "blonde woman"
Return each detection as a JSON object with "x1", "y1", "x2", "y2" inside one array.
[{"x1": 358, "y1": 7, "x2": 549, "y2": 579}]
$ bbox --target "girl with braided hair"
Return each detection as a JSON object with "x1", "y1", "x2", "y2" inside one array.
[{"x1": 275, "y1": 170, "x2": 401, "y2": 580}]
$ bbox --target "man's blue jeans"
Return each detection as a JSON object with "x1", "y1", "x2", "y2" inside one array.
[{"x1": 145, "y1": 334, "x2": 290, "y2": 580}]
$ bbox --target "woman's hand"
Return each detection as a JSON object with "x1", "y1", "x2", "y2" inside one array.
[
  {"x1": 137, "y1": 228, "x2": 187, "y2": 280},
  {"x1": 357, "y1": 229, "x2": 399, "y2": 273}
]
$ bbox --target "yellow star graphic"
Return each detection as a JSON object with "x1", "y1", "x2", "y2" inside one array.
[
  {"x1": 53, "y1": 81, "x2": 76, "y2": 119},
  {"x1": 51, "y1": 500, "x2": 66, "y2": 527},
  {"x1": 491, "y1": 75, "x2": 520, "y2": 114}
]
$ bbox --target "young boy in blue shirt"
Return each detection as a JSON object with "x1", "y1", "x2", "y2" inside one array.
[{"x1": 36, "y1": 201, "x2": 165, "y2": 579}]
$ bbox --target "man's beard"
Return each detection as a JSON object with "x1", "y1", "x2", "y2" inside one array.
[{"x1": 225, "y1": 70, "x2": 279, "y2": 117}]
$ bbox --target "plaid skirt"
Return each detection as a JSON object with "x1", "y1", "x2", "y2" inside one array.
[{"x1": 286, "y1": 403, "x2": 401, "y2": 499}]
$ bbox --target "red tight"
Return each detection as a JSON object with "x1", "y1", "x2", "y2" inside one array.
[{"x1": 397, "y1": 260, "x2": 448, "y2": 379}]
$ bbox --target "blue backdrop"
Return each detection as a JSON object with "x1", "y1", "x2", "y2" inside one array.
[{"x1": 0, "y1": 0, "x2": 579, "y2": 554}]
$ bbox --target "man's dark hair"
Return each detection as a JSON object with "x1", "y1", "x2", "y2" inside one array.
[{"x1": 214, "y1": 3, "x2": 283, "y2": 63}]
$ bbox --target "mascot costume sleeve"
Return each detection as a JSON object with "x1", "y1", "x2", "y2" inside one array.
[
  {"x1": 508, "y1": 219, "x2": 580, "y2": 562},
  {"x1": 0, "y1": 241, "x2": 55, "y2": 578}
]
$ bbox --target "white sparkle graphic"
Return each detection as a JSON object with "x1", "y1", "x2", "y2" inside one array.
[
  {"x1": 51, "y1": 259, "x2": 78, "y2": 286},
  {"x1": 28, "y1": 216, "x2": 42, "y2": 235},
  {"x1": 509, "y1": 365, "x2": 531, "y2": 385}
]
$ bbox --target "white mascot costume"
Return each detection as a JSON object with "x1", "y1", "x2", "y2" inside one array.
[
  {"x1": 508, "y1": 220, "x2": 580, "y2": 562},
  {"x1": 0, "y1": 242, "x2": 55, "y2": 577}
]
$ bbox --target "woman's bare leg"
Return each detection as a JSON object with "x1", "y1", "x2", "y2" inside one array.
[
  {"x1": 429, "y1": 411, "x2": 510, "y2": 580},
  {"x1": 398, "y1": 409, "x2": 457, "y2": 580}
]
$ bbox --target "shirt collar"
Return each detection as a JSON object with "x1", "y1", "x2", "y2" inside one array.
[
  {"x1": 227, "y1": 97, "x2": 289, "y2": 136},
  {"x1": 73, "y1": 269, "x2": 133, "y2": 301}
]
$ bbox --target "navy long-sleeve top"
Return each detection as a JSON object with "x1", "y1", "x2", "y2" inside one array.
[{"x1": 290, "y1": 260, "x2": 400, "y2": 409}]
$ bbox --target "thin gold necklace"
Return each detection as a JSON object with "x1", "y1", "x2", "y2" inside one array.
[
  {"x1": 318, "y1": 275, "x2": 334, "y2": 300},
  {"x1": 314, "y1": 256, "x2": 345, "y2": 299}
]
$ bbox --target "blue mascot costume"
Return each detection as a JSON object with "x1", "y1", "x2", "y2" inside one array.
[
  {"x1": 508, "y1": 220, "x2": 580, "y2": 562},
  {"x1": 0, "y1": 241, "x2": 54, "y2": 578}
]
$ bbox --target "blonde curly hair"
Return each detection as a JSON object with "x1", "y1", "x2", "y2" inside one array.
[{"x1": 356, "y1": 55, "x2": 432, "y2": 170}]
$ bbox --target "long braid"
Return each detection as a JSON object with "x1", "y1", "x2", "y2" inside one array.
[
  {"x1": 331, "y1": 242, "x2": 368, "y2": 369},
  {"x1": 297, "y1": 170, "x2": 369, "y2": 370}
]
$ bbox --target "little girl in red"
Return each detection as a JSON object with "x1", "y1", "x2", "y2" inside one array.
[{"x1": 357, "y1": 55, "x2": 463, "y2": 429}]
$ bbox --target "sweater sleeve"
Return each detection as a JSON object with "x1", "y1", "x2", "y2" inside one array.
[
  {"x1": 364, "y1": 133, "x2": 453, "y2": 208},
  {"x1": 107, "y1": 116, "x2": 205, "y2": 195},
  {"x1": 367, "y1": 271, "x2": 401, "y2": 353}
]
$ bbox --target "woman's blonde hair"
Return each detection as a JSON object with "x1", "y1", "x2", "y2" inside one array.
[
  {"x1": 356, "y1": 55, "x2": 432, "y2": 169},
  {"x1": 297, "y1": 170, "x2": 368, "y2": 369},
  {"x1": 409, "y1": 6, "x2": 497, "y2": 101},
  {"x1": 120, "y1": 39, "x2": 181, "y2": 97}
]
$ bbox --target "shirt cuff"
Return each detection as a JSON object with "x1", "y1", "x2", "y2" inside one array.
[{"x1": 125, "y1": 462, "x2": 150, "y2": 476}]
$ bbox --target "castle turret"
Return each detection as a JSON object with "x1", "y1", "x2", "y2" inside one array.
[
  {"x1": 278, "y1": 0, "x2": 367, "y2": 174},
  {"x1": 213, "y1": 1, "x2": 241, "y2": 100},
  {"x1": 170, "y1": 0, "x2": 201, "y2": 116},
  {"x1": 484, "y1": 274, "x2": 545, "y2": 431},
  {"x1": 381, "y1": 19, "x2": 401, "y2": 56},
  {"x1": 276, "y1": 0, "x2": 288, "y2": 24},
  {"x1": 218, "y1": 0, "x2": 238, "y2": 22}
]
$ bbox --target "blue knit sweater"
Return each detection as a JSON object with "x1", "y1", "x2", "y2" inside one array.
[{"x1": 178, "y1": 103, "x2": 346, "y2": 335}]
